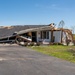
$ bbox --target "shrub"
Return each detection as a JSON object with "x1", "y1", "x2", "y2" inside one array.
[
  {"x1": 30, "y1": 42, "x2": 34, "y2": 46},
  {"x1": 49, "y1": 43, "x2": 54, "y2": 45},
  {"x1": 53, "y1": 43, "x2": 58, "y2": 45},
  {"x1": 36, "y1": 42, "x2": 41, "y2": 46},
  {"x1": 58, "y1": 43, "x2": 63, "y2": 45},
  {"x1": 24, "y1": 42, "x2": 28, "y2": 46}
]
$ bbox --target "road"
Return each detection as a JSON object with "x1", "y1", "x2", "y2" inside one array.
[{"x1": 0, "y1": 45, "x2": 75, "y2": 75}]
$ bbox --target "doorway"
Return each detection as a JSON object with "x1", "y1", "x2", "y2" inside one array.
[{"x1": 32, "y1": 32, "x2": 37, "y2": 42}]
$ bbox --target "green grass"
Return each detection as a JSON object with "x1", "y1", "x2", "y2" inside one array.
[{"x1": 30, "y1": 45, "x2": 75, "y2": 63}]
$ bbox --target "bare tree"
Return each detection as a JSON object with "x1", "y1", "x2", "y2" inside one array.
[{"x1": 58, "y1": 20, "x2": 65, "y2": 28}]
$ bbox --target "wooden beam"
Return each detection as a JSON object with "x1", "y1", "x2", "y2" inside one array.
[{"x1": 51, "y1": 30, "x2": 53, "y2": 42}]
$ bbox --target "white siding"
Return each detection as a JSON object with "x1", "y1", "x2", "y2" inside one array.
[
  {"x1": 53, "y1": 31, "x2": 61, "y2": 43},
  {"x1": 37, "y1": 31, "x2": 41, "y2": 42},
  {"x1": 37, "y1": 31, "x2": 51, "y2": 42},
  {"x1": 49, "y1": 31, "x2": 51, "y2": 42},
  {"x1": 37, "y1": 31, "x2": 61, "y2": 43}
]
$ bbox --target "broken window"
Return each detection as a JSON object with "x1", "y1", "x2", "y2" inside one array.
[
  {"x1": 43, "y1": 31, "x2": 46, "y2": 39},
  {"x1": 46, "y1": 31, "x2": 49, "y2": 39},
  {"x1": 41, "y1": 31, "x2": 42, "y2": 39},
  {"x1": 41, "y1": 31, "x2": 49, "y2": 39}
]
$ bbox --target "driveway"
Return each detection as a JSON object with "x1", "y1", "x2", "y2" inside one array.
[{"x1": 0, "y1": 45, "x2": 75, "y2": 75}]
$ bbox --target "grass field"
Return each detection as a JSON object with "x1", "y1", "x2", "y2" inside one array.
[{"x1": 30, "y1": 45, "x2": 75, "y2": 63}]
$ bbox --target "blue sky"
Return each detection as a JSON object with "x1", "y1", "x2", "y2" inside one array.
[{"x1": 0, "y1": 0, "x2": 75, "y2": 28}]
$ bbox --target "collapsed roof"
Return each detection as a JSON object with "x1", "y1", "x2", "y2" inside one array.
[
  {"x1": 0, "y1": 25, "x2": 48, "y2": 38},
  {"x1": 17, "y1": 25, "x2": 55, "y2": 35},
  {"x1": 0, "y1": 24, "x2": 73, "y2": 43}
]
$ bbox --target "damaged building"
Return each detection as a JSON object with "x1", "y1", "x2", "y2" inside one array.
[{"x1": 0, "y1": 23, "x2": 73, "y2": 45}]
